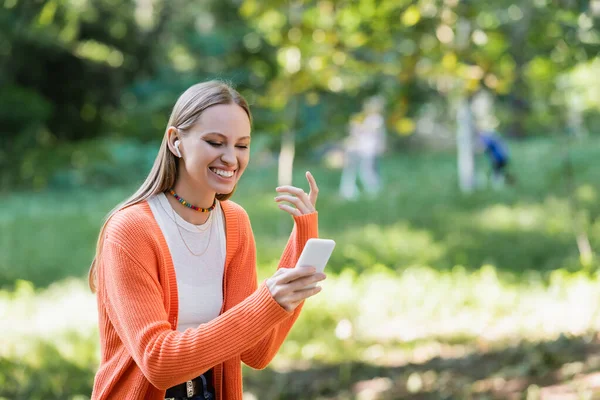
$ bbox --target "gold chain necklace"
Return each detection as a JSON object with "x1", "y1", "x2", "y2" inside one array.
[
  {"x1": 159, "y1": 195, "x2": 214, "y2": 233},
  {"x1": 171, "y1": 203, "x2": 216, "y2": 257},
  {"x1": 191, "y1": 209, "x2": 213, "y2": 233}
]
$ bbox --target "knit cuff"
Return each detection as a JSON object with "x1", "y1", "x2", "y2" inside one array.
[
  {"x1": 292, "y1": 211, "x2": 319, "y2": 243},
  {"x1": 256, "y1": 282, "x2": 295, "y2": 317}
]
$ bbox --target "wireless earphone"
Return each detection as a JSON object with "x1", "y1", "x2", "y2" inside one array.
[{"x1": 174, "y1": 140, "x2": 182, "y2": 158}]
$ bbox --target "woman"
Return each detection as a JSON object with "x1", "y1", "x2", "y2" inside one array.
[{"x1": 89, "y1": 81, "x2": 325, "y2": 400}]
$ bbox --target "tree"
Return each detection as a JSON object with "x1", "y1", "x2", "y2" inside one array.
[{"x1": 0, "y1": 0, "x2": 173, "y2": 188}]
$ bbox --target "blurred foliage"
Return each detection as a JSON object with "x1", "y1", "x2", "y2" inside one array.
[{"x1": 1, "y1": 0, "x2": 599, "y2": 189}]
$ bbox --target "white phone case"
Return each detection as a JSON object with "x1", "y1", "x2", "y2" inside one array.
[{"x1": 295, "y1": 239, "x2": 336, "y2": 288}]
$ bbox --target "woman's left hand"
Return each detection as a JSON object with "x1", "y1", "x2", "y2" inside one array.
[{"x1": 275, "y1": 171, "x2": 319, "y2": 216}]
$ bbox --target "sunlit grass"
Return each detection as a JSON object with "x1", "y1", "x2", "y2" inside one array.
[
  {"x1": 5, "y1": 265, "x2": 600, "y2": 372},
  {"x1": 276, "y1": 266, "x2": 600, "y2": 368},
  {"x1": 0, "y1": 279, "x2": 97, "y2": 399},
  {"x1": 0, "y1": 279, "x2": 97, "y2": 363}
]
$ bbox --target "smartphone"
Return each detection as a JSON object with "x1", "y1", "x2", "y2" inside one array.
[{"x1": 295, "y1": 238, "x2": 336, "y2": 288}]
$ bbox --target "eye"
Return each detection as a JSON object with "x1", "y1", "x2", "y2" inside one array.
[
  {"x1": 236, "y1": 145, "x2": 249, "y2": 149},
  {"x1": 207, "y1": 141, "x2": 222, "y2": 147}
]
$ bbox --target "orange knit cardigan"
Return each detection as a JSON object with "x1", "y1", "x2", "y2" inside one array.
[{"x1": 91, "y1": 200, "x2": 318, "y2": 399}]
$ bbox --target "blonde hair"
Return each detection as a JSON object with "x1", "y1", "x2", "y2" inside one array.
[{"x1": 88, "y1": 80, "x2": 252, "y2": 292}]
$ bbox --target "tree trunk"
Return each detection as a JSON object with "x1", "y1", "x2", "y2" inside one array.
[
  {"x1": 277, "y1": 1, "x2": 302, "y2": 188},
  {"x1": 508, "y1": 2, "x2": 533, "y2": 138},
  {"x1": 278, "y1": 130, "x2": 296, "y2": 187},
  {"x1": 278, "y1": 96, "x2": 298, "y2": 187},
  {"x1": 456, "y1": 96, "x2": 475, "y2": 193},
  {"x1": 567, "y1": 94, "x2": 587, "y2": 138},
  {"x1": 563, "y1": 136, "x2": 594, "y2": 267},
  {"x1": 277, "y1": 96, "x2": 299, "y2": 235}
]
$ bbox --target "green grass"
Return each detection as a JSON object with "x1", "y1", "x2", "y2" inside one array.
[
  {"x1": 1, "y1": 135, "x2": 600, "y2": 399},
  {"x1": 2, "y1": 136, "x2": 599, "y2": 288}
]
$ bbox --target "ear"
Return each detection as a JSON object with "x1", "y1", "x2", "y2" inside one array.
[{"x1": 167, "y1": 126, "x2": 181, "y2": 158}]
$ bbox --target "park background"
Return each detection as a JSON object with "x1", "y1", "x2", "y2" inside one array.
[{"x1": 1, "y1": 0, "x2": 600, "y2": 398}]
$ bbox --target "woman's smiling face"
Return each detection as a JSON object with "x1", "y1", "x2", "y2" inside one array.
[{"x1": 177, "y1": 103, "x2": 251, "y2": 197}]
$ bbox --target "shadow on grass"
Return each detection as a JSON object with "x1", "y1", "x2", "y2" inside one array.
[
  {"x1": 2, "y1": 333, "x2": 600, "y2": 399},
  {"x1": 244, "y1": 335, "x2": 600, "y2": 399}
]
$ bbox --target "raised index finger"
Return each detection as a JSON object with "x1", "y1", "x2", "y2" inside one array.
[{"x1": 306, "y1": 171, "x2": 319, "y2": 206}]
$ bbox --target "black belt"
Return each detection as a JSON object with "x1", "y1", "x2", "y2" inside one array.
[{"x1": 165, "y1": 369, "x2": 214, "y2": 399}]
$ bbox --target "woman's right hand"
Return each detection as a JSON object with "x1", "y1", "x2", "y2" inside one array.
[{"x1": 266, "y1": 267, "x2": 326, "y2": 312}]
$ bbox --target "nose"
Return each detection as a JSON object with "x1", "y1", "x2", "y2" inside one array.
[{"x1": 220, "y1": 145, "x2": 237, "y2": 166}]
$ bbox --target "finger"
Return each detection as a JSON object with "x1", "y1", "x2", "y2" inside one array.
[
  {"x1": 275, "y1": 186, "x2": 309, "y2": 200},
  {"x1": 276, "y1": 186, "x2": 314, "y2": 213},
  {"x1": 278, "y1": 285, "x2": 322, "y2": 312},
  {"x1": 276, "y1": 185, "x2": 306, "y2": 196},
  {"x1": 288, "y1": 273, "x2": 326, "y2": 291},
  {"x1": 298, "y1": 285, "x2": 323, "y2": 295},
  {"x1": 278, "y1": 203, "x2": 302, "y2": 217},
  {"x1": 306, "y1": 171, "x2": 319, "y2": 206},
  {"x1": 289, "y1": 285, "x2": 322, "y2": 302},
  {"x1": 274, "y1": 195, "x2": 310, "y2": 214},
  {"x1": 276, "y1": 266, "x2": 317, "y2": 284},
  {"x1": 286, "y1": 301, "x2": 301, "y2": 312}
]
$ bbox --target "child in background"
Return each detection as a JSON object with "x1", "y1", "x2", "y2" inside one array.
[{"x1": 478, "y1": 130, "x2": 515, "y2": 188}]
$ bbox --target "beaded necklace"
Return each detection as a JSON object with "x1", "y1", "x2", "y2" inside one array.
[
  {"x1": 168, "y1": 189, "x2": 217, "y2": 212},
  {"x1": 166, "y1": 189, "x2": 217, "y2": 257}
]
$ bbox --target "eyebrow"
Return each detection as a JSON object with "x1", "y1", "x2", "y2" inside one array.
[{"x1": 201, "y1": 132, "x2": 251, "y2": 141}]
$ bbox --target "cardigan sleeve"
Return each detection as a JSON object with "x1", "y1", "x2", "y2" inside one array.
[
  {"x1": 241, "y1": 211, "x2": 319, "y2": 369},
  {"x1": 98, "y1": 239, "x2": 292, "y2": 390}
]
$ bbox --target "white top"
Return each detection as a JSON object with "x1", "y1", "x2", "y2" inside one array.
[{"x1": 147, "y1": 193, "x2": 226, "y2": 332}]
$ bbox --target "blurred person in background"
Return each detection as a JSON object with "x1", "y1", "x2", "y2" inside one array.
[
  {"x1": 478, "y1": 130, "x2": 515, "y2": 189},
  {"x1": 88, "y1": 81, "x2": 325, "y2": 400},
  {"x1": 339, "y1": 96, "x2": 387, "y2": 200}
]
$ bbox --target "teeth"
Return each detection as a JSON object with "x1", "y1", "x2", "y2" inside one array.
[{"x1": 211, "y1": 168, "x2": 234, "y2": 178}]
